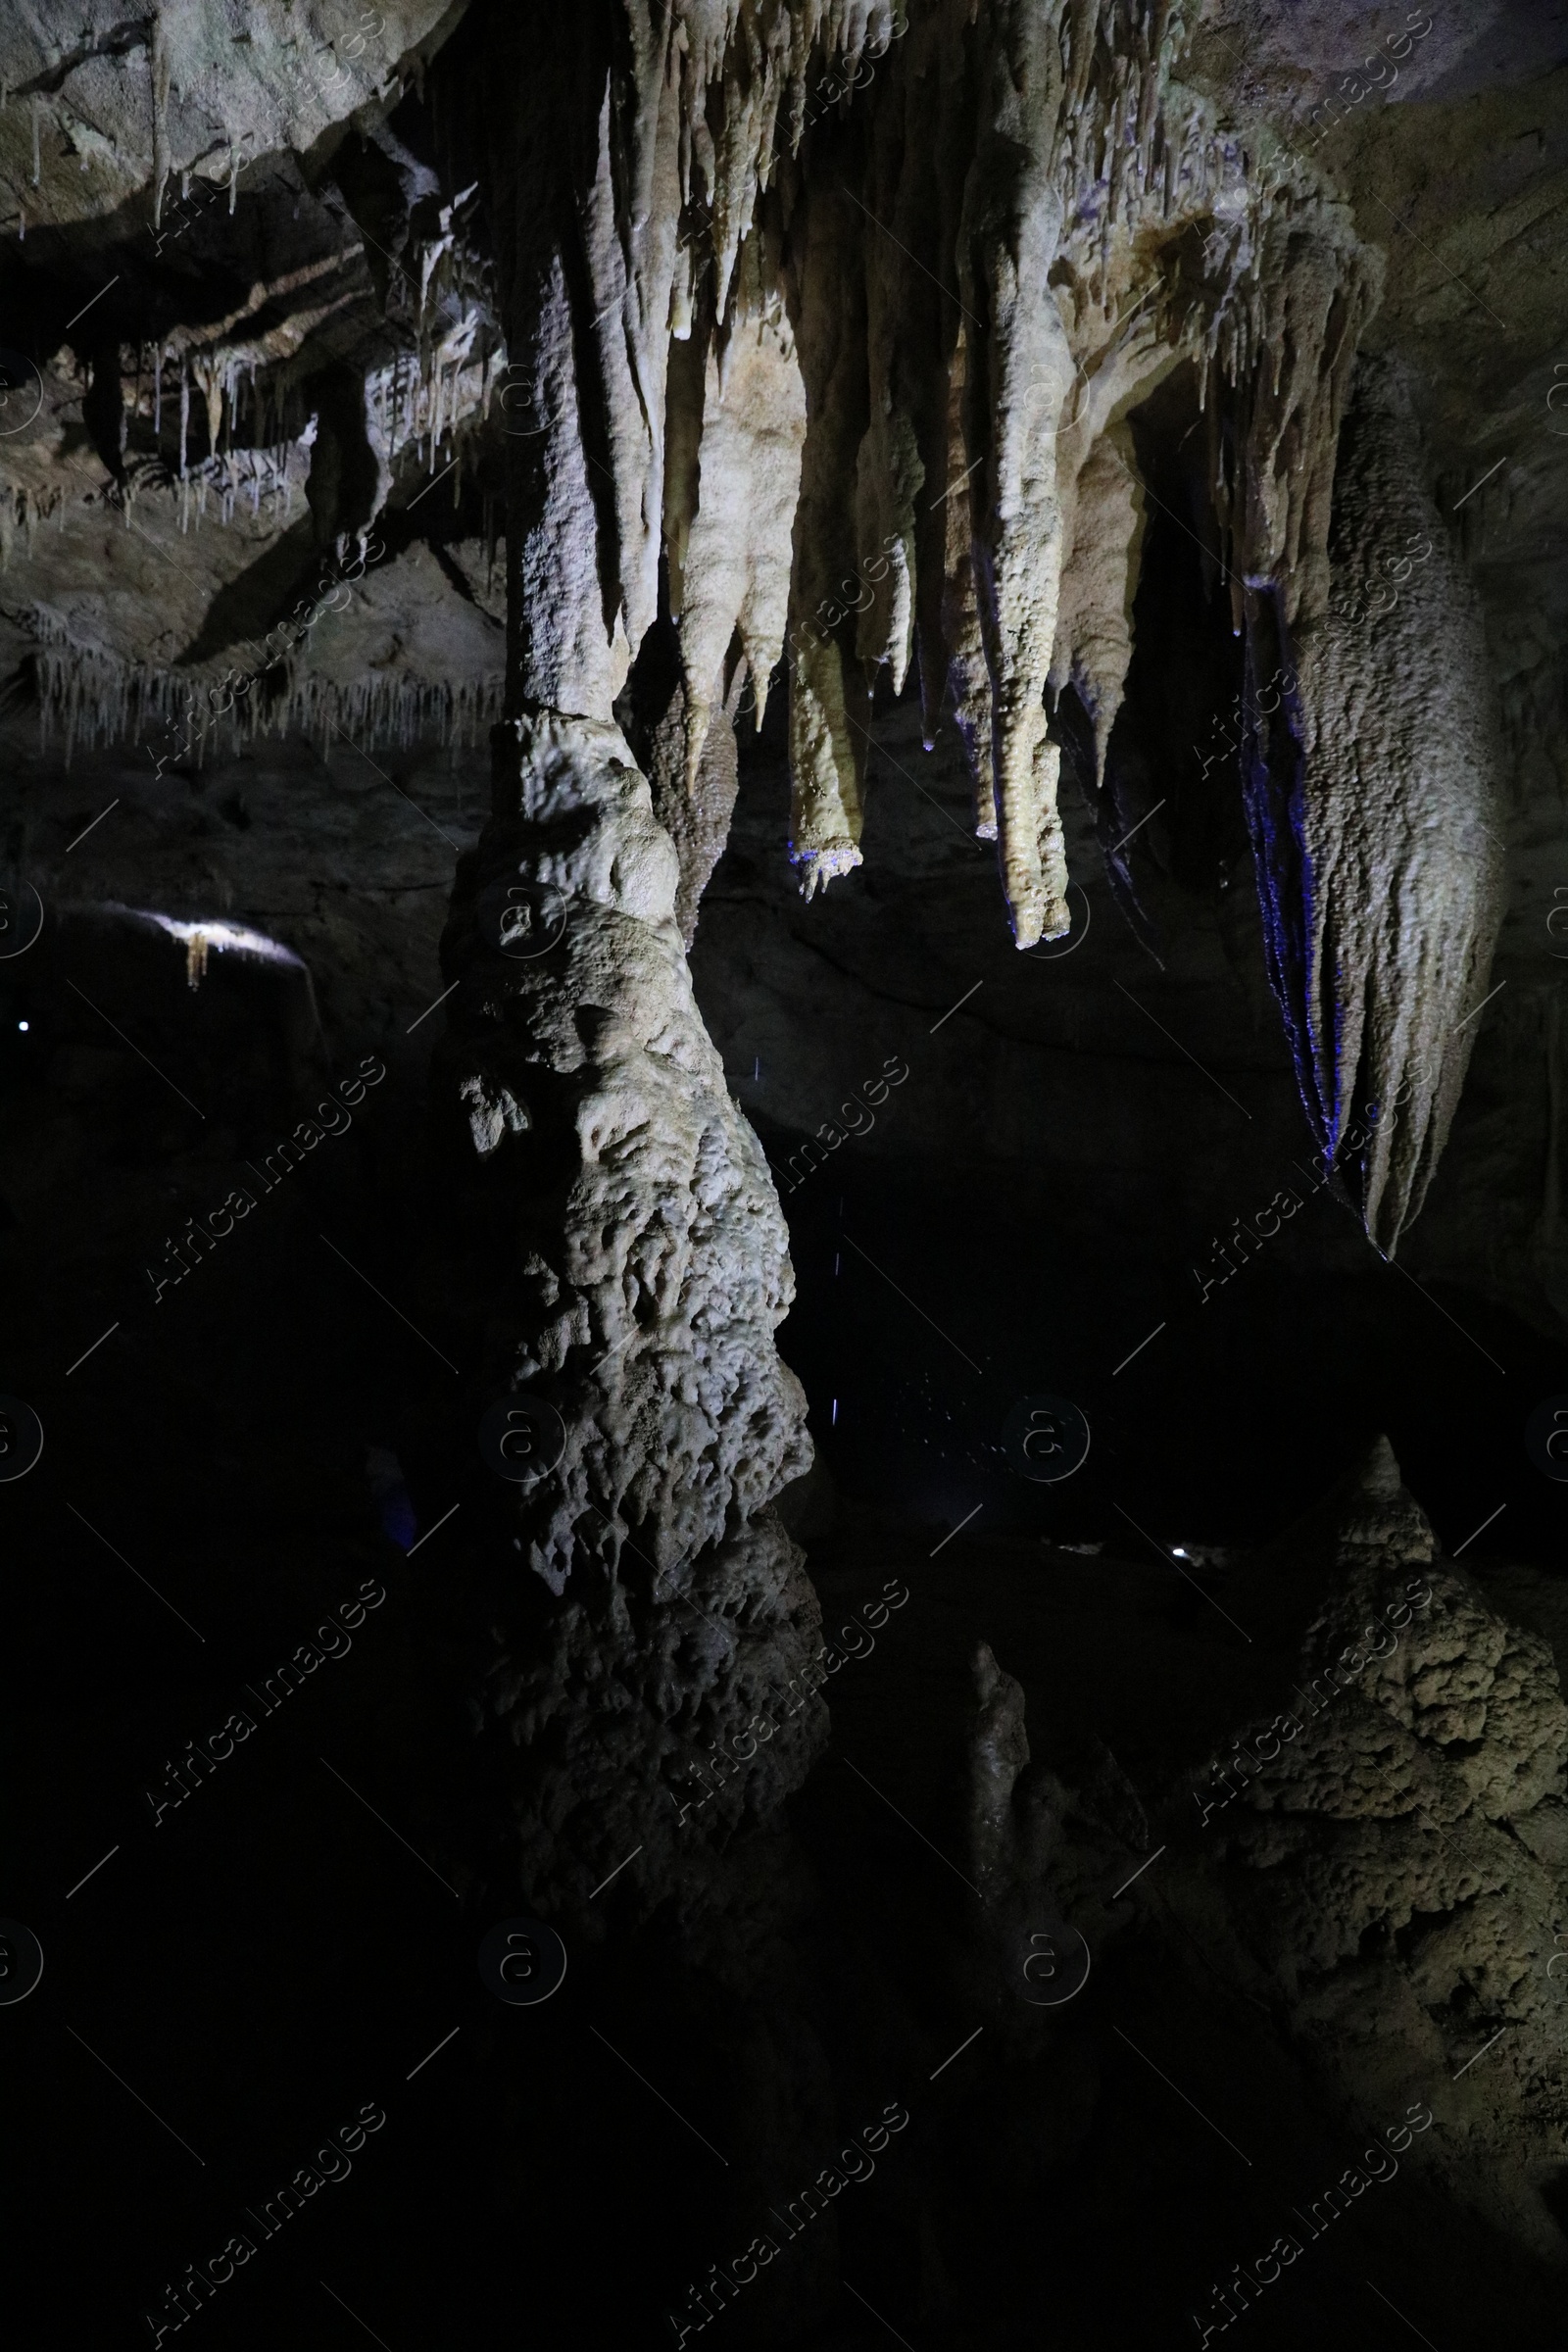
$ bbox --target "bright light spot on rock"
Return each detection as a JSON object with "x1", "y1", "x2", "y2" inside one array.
[{"x1": 113, "y1": 907, "x2": 307, "y2": 992}]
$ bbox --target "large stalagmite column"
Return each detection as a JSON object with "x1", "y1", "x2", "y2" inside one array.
[{"x1": 429, "y1": 1, "x2": 826, "y2": 1917}]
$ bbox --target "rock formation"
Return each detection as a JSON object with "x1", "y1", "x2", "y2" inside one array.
[
  {"x1": 421, "y1": 0, "x2": 1485, "y2": 1255},
  {"x1": 0, "y1": 0, "x2": 1530, "y2": 1260},
  {"x1": 2, "y1": 7, "x2": 1567, "y2": 2343},
  {"x1": 1170, "y1": 1440, "x2": 1568, "y2": 2265}
]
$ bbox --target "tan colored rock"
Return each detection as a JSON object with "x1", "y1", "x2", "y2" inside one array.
[
  {"x1": 0, "y1": 1, "x2": 454, "y2": 235},
  {"x1": 436, "y1": 709, "x2": 810, "y2": 1593},
  {"x1": 1290, "y1": 354, "x2": 1506, "y2": 1253},
  {"x1": 1179, "y1": 1441, "x2": 1568, "y2": 2262},
  {"x1": 672, "y1": 233, "x2": 807, "y2": 783},
  {"x1": 1050, "y1": 418, "x2": 1147, "y2": 785}
]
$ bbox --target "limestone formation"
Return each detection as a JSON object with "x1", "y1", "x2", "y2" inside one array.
[
  {"x1": 0, "y1": 3, "x2": 455, "y2": 238},
  {"x1": 0, "y1": 0, "x2": 1517, "y2": 1249},
  {"x1": 0, "y1": 7, "x2": 1563, "y2": 2335},
  {"x1": 1175, "y1": 1442, "x2": 1568, "y2": 2262},
  {"x1": 1283, "y1": 354, "x2": 1506, "y2": 1254},
  {"x1": 435, "y1": 709, "x2": 811, "y2": 1592},
  {"x1": 426, "y1": 699, "x2": 822, "y2": 1903},
  {"x1": 951, "y1": 1441, "x2": 1568, "y2": 2276}
]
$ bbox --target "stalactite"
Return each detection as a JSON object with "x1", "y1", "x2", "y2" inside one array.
[
  {"x1": 939, "y1": 329, "x2": 997, "y2": 836},
  {"x1": 151, "y1": 10, "x2": 172, "y2": 227},
  {"x1": 963, "y1": 209, "x2": 1075, "y2": 923},
  {"x1": 1049, "y1": 418, "x2": 1147, "y2": 785},
  {"x1": 1255, "y1": 352, "x2": 1505, "y2": 1256},
  {"x1": 781, "y1": 167, "x2": 872, "y2": 896},
  {"x1": 1209, "y1": 187, "x2": 1382, "y2": 633},
  {"x1": 671, "y1": 229, "x2": 806, "y2": 789},
  {"x1": 25, "y1": 604, "x2": 504, "y2": 769},
  {"x1": 191, "y1": 354, "x2": 224, "y2": 464}
]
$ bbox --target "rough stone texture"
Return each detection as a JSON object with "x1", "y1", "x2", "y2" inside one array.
[
  {"x1": 0, "y1": 8, "x2": 507, "y2": 752},
  {"x1": 472, "y1": 1511, "x2": 828, "y2": 1927},
  {"x1": 432, "y1": 709, "x2": 810, "y2": 1592},
  {"x1": 640, "y1": 662, "x2": 747, "y2": 950},
  {"x1": 0, "y1": 2, "x2": 455, "y2": 237},
  {"x1": 422, "y1": 702, "x2": 823, "y2": 1923},
  {"x1": 1270, "y1": 354, "x2": 1506, "y2": 1253},
  {"x1": 1, "y1": 0, "x2": 1550, "y2": 1257},
  {"x1": 908, "y1": 1436, "x2": 1568, "y2": 2276},
  {"x1": 965, "y1": 1638, "x2": 1034, "y2": 1892},
  {"x1": 1167, "y1": 1442, "x2": 1568, "y2": 2263}
]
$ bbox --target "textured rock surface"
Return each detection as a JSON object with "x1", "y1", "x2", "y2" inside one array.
[
  {"x1": 472, "y1": 1512, "x2": 828, "y2": 1926},
  {"x1": 0, "y1": 2, "x2": 455, "y2": 236},
  {"x1": 0, "y1": 5, "x2": 507, "y2": 752},
  {"x1": 3, "y1": 0, "x2": 1558, "y2": 1256},
  {"x1": 1164, "y1": 1442, "x2": 1568, "y2": 2262},
  {"x1": 433, "y1": 710, "x2": 810, "y2": 1592},
  {"x1": 5, "y1": 7, "x2": 1568, "y2": 2343},
  {"x1": 417, "y1": 697, "x2": 824, "y2": 1946},
  {"x1": 1274, "y1": 355, "x2": 1506, "y2": 1252},
  {"x1": 842, "y1": 1434, "x2": 1568, "y2": 2290}
]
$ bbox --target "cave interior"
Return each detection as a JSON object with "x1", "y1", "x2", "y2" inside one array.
[{"x1": 3, "y1": 3, "x2": 1568, "y2": 2347}]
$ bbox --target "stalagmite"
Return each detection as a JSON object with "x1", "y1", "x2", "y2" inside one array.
[
  {"x1": 425, "y1": 705, "x2": 827, "y2": 1911},
  {"x1": 437, "y1": 710, "x2": 811, "y2": 1586},
  {"x1": 366, "y1": 3, "x2": 887, "y2": 1927}
]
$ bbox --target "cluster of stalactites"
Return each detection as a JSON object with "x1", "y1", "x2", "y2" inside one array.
[
  {"x1": 642, "y1": 3, "x2": 1377, "y2": 951},
  {"x1": 509, "y1": 0, "x2": 1382, "y2": 954},
  {"x1": 618, "y1": 0, "x2": 1204, "y2": 938},
  {"x1": 28, "y1": 611, "x2": 503, "y2": 770},
  {"x1": 508, "y1": 0, "x2": 905, "y2": 731},
  {"x1": 1203, "y1": 181, "x2": 1384, "y2": 634},
  {"x1": 638, "y1": 0, "x2": 906, "y2": 319}
]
